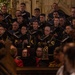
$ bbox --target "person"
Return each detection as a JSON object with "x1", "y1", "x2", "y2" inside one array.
[
  {"x1": 71, "y1": 18, "x2": 75, "y2": 29},
  {"x1": 20, "y1": 2, "x2": 30, "y2": 23},
  {"x1": 67, "y1": 7, "x2": 75, "y2": 23},
  {"x1": 49, "y1": 47, "x2": 63, "y2": 68},
  {"x1": 29, "y1": 20, "x2": 42, "y2": 49},
  {"x1": 20, "y1": 48, "x2": 35, "y2": 67},
  {"x1": 56, "y1": 42, "x2": 75, "y2": 75},
  {"x1": 1, "y1": 4, "x2": 12, "y2": 28},
  {"x1": 30, "y1": 8, "x2": 40, "y2": 23},
  {"x1": 39, "y1": 13, "x2": 47, "y2": 30},
  {"x1": 61, "y1": 25, "x2": 73, "y2": 44},
  {"x1": 39, "y1": 26, "x2": 57, "y2": 62},
  {"x1": 35, "y1": 46, "x2": 49, "y2": 67},
  {"x1": 48, "y1": 3, "x2": 69, "y2": 20},
  {"x1": 0, "y1": 25, "x2": 8, "y2": 49}
]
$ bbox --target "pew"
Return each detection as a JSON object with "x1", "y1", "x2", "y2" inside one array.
[{"x1": 17, "y1": 67, "x2": 58, "y2": 75}]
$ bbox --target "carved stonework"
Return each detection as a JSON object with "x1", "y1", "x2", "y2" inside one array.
[{"x1": 10, "y1": 0, "x2": 75, "y2": 16}]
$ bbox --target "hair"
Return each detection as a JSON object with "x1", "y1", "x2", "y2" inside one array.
[
  {"x1": 54, "y1": 46, "x2": 63, "y2": 54},
  {"x1": 20, "y1": 2, "x2": 26, "y2": 6},
  {"x1": 34, "y1": 8, "x2": 40, "y2": 11},
  {"x1": 40, "y1": 13, "x2": 46, "y2": 17},
  {"x1": 65, "y1": 45, "x2": 75, "y2": 68}
]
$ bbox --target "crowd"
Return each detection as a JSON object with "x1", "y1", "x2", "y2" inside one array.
[{"x1": 0, "y1": 2, "x2": 75, "y2": 71}]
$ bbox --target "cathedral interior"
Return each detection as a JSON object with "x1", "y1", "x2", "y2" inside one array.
[{"x1": 0, "y1": 0, "x2": 75, "y2": 75}]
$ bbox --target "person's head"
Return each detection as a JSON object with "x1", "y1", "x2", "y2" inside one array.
[
  {"x1": 12, "y1": 21, "x2": 19, "y2": 31},
  {"x1": 15, "y1": 10, "x2": 21, "y2": 17},
  {"x1": 17, "y1": 15, "x2": 24, "y2": 24},
  {"x1": 54, "y1": 47, "x2": 64, "y2": 64},
  {"x1": 71, "y1": 7, "x2": 75, "y2": 17},
  {"x1": 52, "y1": 3, "x2": 59, "y2": 11},
  {"x1": 54, "y1": 17, "x2": 59, "y2": 27},
  {"x1": 53, "y1": 11, "x2": 59, "y2": 18},
  {"x1": 21, "y1": 26, "x2": 27, "y2": 35},
  {"x1": 20, "y1": 2, "x2": 26, "y2": 11},
  {"x1": 22, "y1": 48, "x2": 28, "y2": 57},
  {"x1": 72, "y1": 18, "x2": 75, "y2": 28},
  {"x1": 63, "y1": 43, "x2": 75, "y2": 73},
  {"x1": 32, "y1": 20, "x2": 39, "y2": 30},
  {"x1": 40, "y1": 14, "x2": 46, "y2": 22},
  {"x1": 65, "y1": 25, "x2": 72, "y2": 34},
  {"x1": 63, "y1": 42, "x2": 75, "y2": 53},
  {"x1": 10, "y1": 45, "x2": 17, "y2": 57},
  {"x1": 44, "y1": 26, "x2": 51, "y2": 36},
  {"x1": 1, "y1": 4, "x2": 7, "y2": 13},
  {"x1": 36, "y1": 47, "x2": 43, "y2": 58},
  {"x1": 34, "y1": 8, "x2": 40, "y2": 17},
  {"x1": 0, "y1": 25, "x2": 5, "y2": 35},
  {"x1": 59, "y1": 17, "x2": 65, "y2": 26}
]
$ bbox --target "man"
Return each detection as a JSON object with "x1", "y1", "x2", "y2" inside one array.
[
  {"x1": 1, "y1": 4, "x2": 12, "y2": 28},
  {"x1": 30, "y1": 8, "x2": 40, "y2": 23},
  {"x1": 39, "y1": 14, "x2": 47, "y2": 30},
  {"x1": 20, "y1": 2, "x2": 30, "y2": 23},
  {"x1": 48, "y1": 3, "x2": 69, "y2": 20}
]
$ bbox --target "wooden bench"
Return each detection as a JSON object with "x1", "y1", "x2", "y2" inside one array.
[{"x1": 17, "y1": 67, "x2": 58, "y2": 75}]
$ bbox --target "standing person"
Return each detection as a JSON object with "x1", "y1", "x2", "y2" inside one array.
[
  {"x1": 20, "y1": 2, "x2": 30, "y2": 24},
  {"x1": 1, "y1": 4, "x2": 12, "y2": 29},
  {"x1": 30, "y1": 8, "x2": 40, "y2": 24}
]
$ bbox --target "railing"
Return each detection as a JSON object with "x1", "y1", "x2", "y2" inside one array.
[{"x1": 17, "y1": 67, "x2": 58, "y2": 75}]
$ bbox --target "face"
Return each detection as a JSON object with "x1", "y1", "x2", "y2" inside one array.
[
  {"x1": 59, "y1": 52, "x2": 64, "y2": 64},
  {"x1": 44, "y1": 26, "x2": 51, "y2": 36},
  {"x1": 15, "y1": 10, "x2": 21, "y2": 17},
  {"x1": 22, "y1": 49, "x2": 27, "y2": 57},
  {"x1": 65, "y1": 26, "x2": 72, "y2": 34},
  {"x1": 54, "y1": 18, "x2": 59, "y2": 26},
  {"x1": 1, "y1": 6, "x2": 7, "y2": 13},
  {"x1": 34, "y1": 10, "x2": 40, "y2": 17},
  {"x1": 17, "y1": 16, "x2": 23, "y2": 23},
  {"x1": 52, "y1": 3, "x2": 58, "y2": 10},
  {"x1": 71, "y1": 8, "x2": 75, "y2": 17},
  {"x1": 36, "y1": 47, "x2": 43, "y2": 57},
  {"x1": 40, "y1": 16, "x2": 45, "y2": 22},
  {"x1": 12, "y1": 22, "x2": 19, "y2": 30},
  {"x1": 33, "y1": 22, "x2": 38, "y2": 30},
  {"x1": 53, "y1": 51, "x2": 59, "y2": 61},
  {"x1": 21, "y1": 26, "x2": 27, "y2": 35},
  {"x1": 59, "y1": 18, "x2": 65, "y2": 25},
  {"x1": 0, "y1": 27, "x2": 5, "y2": 35},
  {"x1": 53, "y1": 12, "x2": 59, "y2": 18},
  {"x1": 20, "y1": 4, "x2": 25, "y2": 11}
]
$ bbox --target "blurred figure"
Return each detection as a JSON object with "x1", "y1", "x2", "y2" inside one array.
[
  {"x1": 56, "y1": 43, "x2": 75, "y2": 75},
  {"x1": 49, "y1": 47, "x2": 63, "y2": 67}
]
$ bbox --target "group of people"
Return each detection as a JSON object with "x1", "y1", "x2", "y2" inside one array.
[{"x1": 0, "y1": 1, "x2": 75, "y2": 72}]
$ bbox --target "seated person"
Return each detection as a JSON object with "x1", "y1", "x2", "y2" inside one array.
[
  {"x1": 49, "y1": 47, "x2": 64, "y2": 67},
  {"x1": 35, "y1": 46, "x2": 49, "y2": 67},
  {"x1": 20, "y1": 48, "x2": 35, "y2": 67}
]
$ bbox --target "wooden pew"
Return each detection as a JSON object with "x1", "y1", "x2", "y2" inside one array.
[{"x1": 17, "y1": 67, "x2": 58, "y2": 75}]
